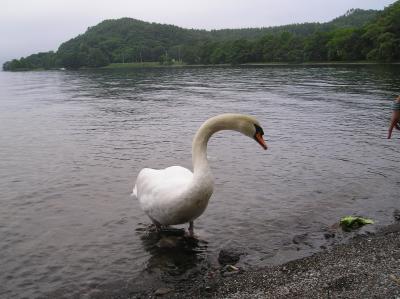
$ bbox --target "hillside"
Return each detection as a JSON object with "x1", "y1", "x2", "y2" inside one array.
[
  {"x1": 3, "y1": 4, "x2": 399, "y2": 71},
  {"x1": 209, "y1": 8, "x2": 378, "y2": 40}
]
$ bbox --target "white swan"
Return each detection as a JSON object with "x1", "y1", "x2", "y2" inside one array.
[{"x1": 132, "y1": 114, "x2": 267, "y2": 236}]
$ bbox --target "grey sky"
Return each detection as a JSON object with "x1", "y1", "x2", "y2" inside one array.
[{"x1": 0, "y1": 0, "x2": 396, "y2": 64}]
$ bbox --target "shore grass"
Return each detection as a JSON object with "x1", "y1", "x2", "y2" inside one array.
[
  {"x1": 102, "y1": 61, "x2": 186, "y2": 69},
  {"x1": 102, "y1": 61, "x2": 399, "y2": 70},
  {"x1": 244, "y1": 61, "x2": 400, "y2": 66}
]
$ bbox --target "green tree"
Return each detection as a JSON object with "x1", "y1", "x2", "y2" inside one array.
[
  {"x1": 159, "y1": 53, "x2": 173, "y2": 65},
  {"x1": 226, "y1": 39, "x2": 251, "y2": 64},
  {"x1": 304, "y1": 32, "x2": 331, "y2": 61},
  {"x1": 376, "y1": 32, "x2": 399, "y2": 61},
  {"x1": 87, "y1": 48, "x2": 109, "y2": 67},
  {"x1": 327, "y1": 28, "x2": 365, "y2": 61}
]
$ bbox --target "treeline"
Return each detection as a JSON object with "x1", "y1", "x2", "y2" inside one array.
[
  {"x1": 3, "y1": 51, "x2": 58, "y2": 71},
  {"x1": 3, "y1": 3, "x2": 400, "y2": 71},
  {"x1": 191, "y1": 4, "x2": 400, "y2": 64}
]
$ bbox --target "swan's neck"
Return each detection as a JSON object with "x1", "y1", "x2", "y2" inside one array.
[
  {"x1": 184, "y1": 114, "x2": 255, "y2": 218},
  {"x1": 192, "y1": 114, "x2": 243, "y2": 176},
  {"x1": 192, "y1": 127, "x2": 212, "y2": 176}
]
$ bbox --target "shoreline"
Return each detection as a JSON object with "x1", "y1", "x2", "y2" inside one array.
[
  {"x1": 79, "y1": 221, "x2": 400, "y2": 299},
  {"x1": 102, "y1": 61, "x2": 400, "y2": 70},
  {"x1": 170, "y1": 223, "x2": 400, "y2": 298},
  {"x1": 3, "y1": 61, "x2": 400, "y2": 72}
]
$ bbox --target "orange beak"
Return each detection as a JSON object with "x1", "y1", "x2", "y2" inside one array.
[{"x1": 255, "y1": 132, "x2": 267, "y2": 150}]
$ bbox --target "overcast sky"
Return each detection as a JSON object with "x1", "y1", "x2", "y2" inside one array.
[{"x1": 0, "y1": 0, "x2": 396, "y2": 64}]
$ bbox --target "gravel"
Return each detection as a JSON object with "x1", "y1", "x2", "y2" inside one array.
[{"x1": 168, "y1": 224, "x2": 400, "y2": 299}]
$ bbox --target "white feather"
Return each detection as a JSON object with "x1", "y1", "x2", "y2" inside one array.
[{"x1": 133, "y1": 114, "x2": 266, "y2": 228}]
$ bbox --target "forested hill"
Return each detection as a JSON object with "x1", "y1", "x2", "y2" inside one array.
[
  {"x1": 3, "y1": 3, "x2": 400, "y2": 71},
  {"x1": 209, "y1": 8, "x2": 378, "y2": 40}
]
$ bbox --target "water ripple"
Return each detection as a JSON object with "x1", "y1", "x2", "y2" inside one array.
[{"x1": 0, "y1": 65, "x2": 399, "y2": 297}]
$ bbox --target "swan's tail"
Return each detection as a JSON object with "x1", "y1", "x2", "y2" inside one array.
[{"x1": 131, "y1": 185, "x2": 137, "y2": 198}]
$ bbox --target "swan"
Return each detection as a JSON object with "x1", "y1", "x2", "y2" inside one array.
[{"x1": 132, "y1": 114, "x2": 267, "y2": 236}]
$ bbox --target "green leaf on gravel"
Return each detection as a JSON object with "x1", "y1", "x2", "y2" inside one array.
[{"x1": 340, "y1": 216, "x2": 374, "y2": 231}]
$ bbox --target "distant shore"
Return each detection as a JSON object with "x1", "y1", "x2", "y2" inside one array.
[
  {"x1": 102, "y1": 61, "x2": 400, "y2": 70},
  {"x1": 101, "y1": 62, "x2": 186, "y2": 69},
  {"x1": 2, "y1": 61, "x2": 400, "y2": 72}
]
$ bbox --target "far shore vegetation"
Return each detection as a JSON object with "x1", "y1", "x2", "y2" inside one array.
[
  {"x1": 102, "y1": 61, "x2": 398, "y2": 69},
  {"x1": 3, "y1": 2, "x2": 400, "y2": 71},
  {"x1": 102, "y1": 61, "x2": 185, "y2": 69},
  {"x1": 6, "y1": 61, "x2": 399, "y2": 72}
]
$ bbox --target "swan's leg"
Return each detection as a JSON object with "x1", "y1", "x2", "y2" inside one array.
[
  {"x1": 155, "y1": 223, "x2": 162, "y2": 232},
  {"x1": 150, "y1": 218, "x2": 162, "y2": 232},
  {"x1": 188, "y1": 221, "x2": 194, "y2": 237}
]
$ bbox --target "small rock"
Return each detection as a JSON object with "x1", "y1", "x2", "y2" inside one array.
[
  {"x1": 324, "y1": 232, "x2": 335, "y2": 239},
  {"x1": 394, "y1": 209, "x2": 400, "y2": 221},
  {"x1": 389, "y1": 274, "x2": 400, "y2": 285},
  {"x1": 292, "y1": 233, "x2": 308, "y2": 245},
  {"x1": 154, "y1": 287, "x2": 173, "y2": 296},
  {"x1": 221, "y1": 264, "x2": 240, "y2": 273},
  {"x1": 218, "y1": 247, "x2": 245, "y2": 265},
  {"x1": 226, "y1": 265, "x2": 239, "y2": 272}
]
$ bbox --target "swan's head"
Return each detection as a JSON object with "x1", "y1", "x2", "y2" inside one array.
[
  {"x1": 196, "y1": 113, "x2": 268, "y2": 150},
  {"x1": 235, "y1": 115, "x2": 268, "y2": 150}
]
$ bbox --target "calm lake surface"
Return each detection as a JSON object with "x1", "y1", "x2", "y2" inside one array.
[{"x1": 1, "y1": 65, "x2": 399, "y2": 297}]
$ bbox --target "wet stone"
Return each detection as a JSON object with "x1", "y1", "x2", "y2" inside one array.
[
  {"x1": 154, "y1": 287, "x2": 173, "y2": 296},
  {"x1": 393, "y1": 209, "x2": 400, "y2": 221},
  {"x1": 324, "y1": 232, "x2": 335, "y2": 239},
  {"x1": 218, "y1": 247, "x2": 245, "y2": 265}
]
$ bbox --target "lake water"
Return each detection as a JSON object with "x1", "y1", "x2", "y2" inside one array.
[{"x1": 1, "y1": 65, "x2": 399, "y2": 298}]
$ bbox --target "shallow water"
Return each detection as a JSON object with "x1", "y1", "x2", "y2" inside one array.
[{"x1": 1, "y1": 65, "x2": 399, "y2": 297}]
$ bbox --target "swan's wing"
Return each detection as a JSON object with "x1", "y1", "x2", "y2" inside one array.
[{"x1": 134, "y1": 166, "x2": 193, "y2": 215}]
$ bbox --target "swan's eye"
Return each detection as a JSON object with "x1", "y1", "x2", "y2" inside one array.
[
  {"x1": 254, "y1": 124, "x2": 264, "y2": 136},
  {"x1": 253, "y1": 124, "x2": 267, "y2": 150}
]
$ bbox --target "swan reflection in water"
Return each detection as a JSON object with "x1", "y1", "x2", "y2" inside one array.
[{"x1": 136, "y1": 224, "x2": 210, "y2": 280}]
